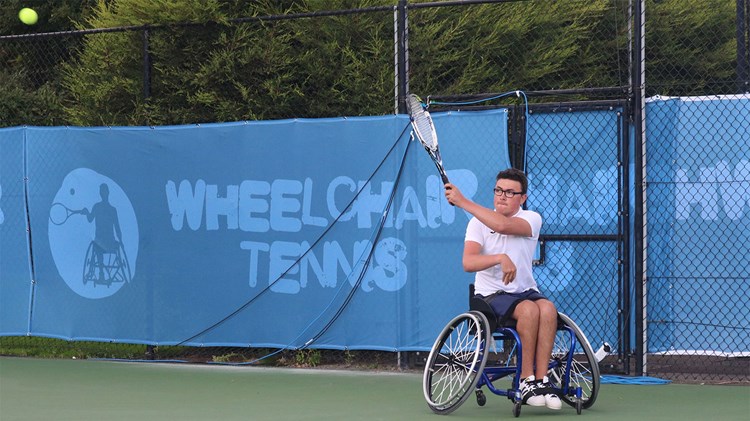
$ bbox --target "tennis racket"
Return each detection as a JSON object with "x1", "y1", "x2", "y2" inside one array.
[
  {"x1": 49, "y1": 203, "x2": 86, "y2": 225},
  {"x1": 407, "y1": 94, "x2": 449, "y2": 185}
]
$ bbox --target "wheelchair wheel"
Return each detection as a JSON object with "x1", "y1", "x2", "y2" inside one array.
[
  {"x1": 548, "y1": 312, "x2": 600, "y2": 409},
  {"x1": 475, "y1": 390, "x2": 486, "y2": 406},
  {"x1": 423, "y1": 311, "x2": 490, "y2": 415},
  {"x1": 114, "y1": 242, "x2": 132, "y2": 283},
  {"x1": 82, "y1": 242, "x2": 96, "y2": 285}
]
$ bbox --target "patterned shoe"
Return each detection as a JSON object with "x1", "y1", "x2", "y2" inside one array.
[
  {"x1": 520, "y1": 375, "x2": 546, "y2": 406},
  {"x1": 539, "y1": 376, "x2": 562, "y2": 410}
]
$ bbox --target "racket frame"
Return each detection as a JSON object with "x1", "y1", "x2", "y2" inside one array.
[{"x1": 407, "y1": 94, "x2": 449, "y2": 184}]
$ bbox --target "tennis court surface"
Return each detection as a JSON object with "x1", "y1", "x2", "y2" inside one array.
[{"x1": 1, "y1": 357, "x2": 747, "y2": 421}]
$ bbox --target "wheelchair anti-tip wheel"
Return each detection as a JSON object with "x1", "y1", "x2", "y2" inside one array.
[
  {"x1": 547, "y1": 312, "x2": 601, "y2": 409},
  {"x1": 422, "y1": 311, "x2": 490, "y2": 415}
]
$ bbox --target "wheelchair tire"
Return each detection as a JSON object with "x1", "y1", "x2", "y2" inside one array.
[
  {"x1": 475, "y1": 389, "x2": 486, "y2": 406},
  {"x1": 422, "y1": 311, "x2": 490, "y2": 415},
  {"x1": 82, "y1": 242, "x2": 95, "y2": 286},
  {"x1": 548, "y1": 312, "x2": 600, "y2": 410}
]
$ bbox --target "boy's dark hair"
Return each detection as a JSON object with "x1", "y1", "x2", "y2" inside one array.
[{"x1": 496, "y1": 168, "x2": 528, "y2": 194}]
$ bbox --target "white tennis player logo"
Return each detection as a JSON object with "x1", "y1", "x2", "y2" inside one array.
[{"x1": 48, "y1": 168, "x2": 138, "y2": 299}]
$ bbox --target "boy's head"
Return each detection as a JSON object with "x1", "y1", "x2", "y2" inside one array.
[{"x1": 496, "y1": 168, "x2": 528, "y2": 194}]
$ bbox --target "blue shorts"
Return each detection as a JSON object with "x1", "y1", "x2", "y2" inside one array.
[{"x1": 475, "y1": 290, "x2": 549, "y2": 323}]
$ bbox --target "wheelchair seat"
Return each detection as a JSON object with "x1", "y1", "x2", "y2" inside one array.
[
  {"x1": 470, "y1": 294, "x2": 567, "y2": 334},
  {"x1": 469, "y1": 296, "x2": 506, "y2": 333}
]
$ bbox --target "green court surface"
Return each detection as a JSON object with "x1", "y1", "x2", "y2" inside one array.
[{"x1": 0, "y1": 357, "x2": 747, "y2": 420}]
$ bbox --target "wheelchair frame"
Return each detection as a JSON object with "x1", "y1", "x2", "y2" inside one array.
[
  {"x1": 82, "y1": 241, "x2": 132, "y2": 287},
  {"x1": 422, "y1": 297, "x2": 600, "y2": 417}
]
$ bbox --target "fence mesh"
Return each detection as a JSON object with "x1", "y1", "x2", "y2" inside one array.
[
  {"x1": 641, "y1": 0, "x2": 749, "y2": 383},
  {"x1": 645, "y1": 95, "x2": 750, "y2": 383},
  {"x1": 1, "y1": 0, "x2": 748, "y2": 383}
]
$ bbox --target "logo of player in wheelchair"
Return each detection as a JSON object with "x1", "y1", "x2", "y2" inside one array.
[{"x1": 48, "y1": 168, "x2": 138, "y2": 299}]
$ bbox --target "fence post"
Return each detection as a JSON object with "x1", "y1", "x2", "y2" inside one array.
[
  {"x1": 142, "y1": 29, "x2": 154, "y2": 361},
  {"x1": 738, "y1": 0, "x2": 750, "y2": 93},
  {"x1": 632, "y1": 0, "x2": 647, "y2": 377},
  {"x1": 395, "y1": 0, "x2": 409, "y2": 114},
  {"x1": 509, "y1": 105, "x2": 526, "y2": 170},
  {"x1": 142, "y1": 26, "x2": 152, "y2": 126}
]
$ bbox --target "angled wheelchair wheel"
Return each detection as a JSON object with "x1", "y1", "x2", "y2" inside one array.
[
  {"x1": 423, "y1": 311, "x2": 490, "y2": 415},
  {"x1": 548, "y1": 312, "x2": 600, "y2": 409},
  {"x1": 114, "y1": 242, "x2": 132, "y2": 283},
  {"x1": 82, "y1": 242, "x2": 96, "y2": 285}
]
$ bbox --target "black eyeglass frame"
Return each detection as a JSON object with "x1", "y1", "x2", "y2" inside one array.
[{"x1": 493, "y1": 187, "x2": 525, "y2": 198}]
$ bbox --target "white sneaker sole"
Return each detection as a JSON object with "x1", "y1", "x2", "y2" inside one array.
[
  {"x1": 545, "y1": 398, "x2": 562, "y2": 410},
  {"x1": 526, "y1": 398, "x2": 546, "y2": 407}
]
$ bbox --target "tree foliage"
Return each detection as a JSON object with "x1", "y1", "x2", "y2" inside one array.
[
  {"x1": 645, "y1": 0, "x2": 737, "y2": 95},
  {"x1": 61, "y1": 0, "x2": 396, "y2": 125},
  {"x1": 0, "y1": 0, "x2": 741, "y2": 127}
]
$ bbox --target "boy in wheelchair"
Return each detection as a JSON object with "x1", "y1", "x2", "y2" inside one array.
[{"x1": 444, "y1": 167, "x2": 561, "y2": 411}]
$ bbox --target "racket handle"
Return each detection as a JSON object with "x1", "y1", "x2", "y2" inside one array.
[{"x1": 441, "y1": 174, "x2": 455, "y2": 206}]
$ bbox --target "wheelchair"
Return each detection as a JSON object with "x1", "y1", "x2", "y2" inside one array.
[
  {"x1": 82, "y1": 241, "x2": 132, "y2": 287},
  {"x1": 422, "y1": 286, "x2": 600, "y2": 417}
]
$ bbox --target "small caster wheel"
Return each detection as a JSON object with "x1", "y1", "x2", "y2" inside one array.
[
  {"x1": 576, "y1": 398, "x2": 583, "y2": 415},
  {"x1": 513, "y1": 401, "x2": 522, "y2": 417},
  {"x1": 475, "y1": 390, "x2": 486, "y2": 406}
]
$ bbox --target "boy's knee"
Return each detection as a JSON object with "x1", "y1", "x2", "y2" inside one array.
[
  {"x1": 514, "y1": 300, "x2": 540, "y2": 320},
  {"x1": 535, "y1": 300, "x2": 558, "y2": 323},
  {"x1": 538, "y1": 299, "x2": 557, "y2": 312}
]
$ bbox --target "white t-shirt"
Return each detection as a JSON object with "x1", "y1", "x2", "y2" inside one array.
[{"x1": 464, "y1": 208, "x2": 542, "y2": 296}]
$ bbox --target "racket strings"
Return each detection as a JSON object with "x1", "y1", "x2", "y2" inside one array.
[
  {"x1": 407, "y1": 94, "x2": 438, "y2": 150},
  {"x1": 414, "y1": 114, "x2": 437, "y2": 150}
]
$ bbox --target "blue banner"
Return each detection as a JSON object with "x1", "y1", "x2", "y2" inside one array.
[
  {"x1": 0, "y1": 128, "x2": 33, "y2": 335},
  {"x1": 2, "y1": 111, "x2": 510, "y2": 350},
  {"x1": 646, "y1": 96, "x2": 750, "y2": 354}
]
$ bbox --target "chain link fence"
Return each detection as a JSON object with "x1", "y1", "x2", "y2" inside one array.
[
  {"x1": 1, "y1": 0, "x2": 748, "y2": 383},
  {"x1": 641, "y1": 0, "x2": 749, "y2": 383}
]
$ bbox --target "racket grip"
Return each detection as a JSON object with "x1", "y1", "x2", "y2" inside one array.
[{"x1": 441, "y1": 174, "x2": 455, "y2": 206}]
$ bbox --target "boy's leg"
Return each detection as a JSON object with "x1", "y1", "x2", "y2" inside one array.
[
  {"x1": 512, "y1": 300, "x2": 540, "y2": 378},
  {"x1": 533, "y1": 299, "x2": 558, "y2": 379}
]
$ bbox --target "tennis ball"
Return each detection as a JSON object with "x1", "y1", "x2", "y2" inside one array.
[{"x1": 19, "y1": 8, "x2": 38, "y2": 25}]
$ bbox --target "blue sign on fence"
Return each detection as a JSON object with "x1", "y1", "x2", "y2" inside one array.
[
  {"x1": 646, "y1": 96, "x2": 750, "y2": 354},
  {"x1": 0, "y1": 128, "x2": 33, "y2": 336},
  {"x1": 1, "y1": 111, "x2": 511, "y2": 349}
]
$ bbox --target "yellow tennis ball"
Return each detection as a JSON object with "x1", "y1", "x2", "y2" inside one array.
[{"x1": 19, "y1": 8, "x2": 38, "y2": 25}]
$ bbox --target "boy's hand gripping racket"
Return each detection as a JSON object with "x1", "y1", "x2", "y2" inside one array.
[{"x1": 406, "y1": 94, "x2": 450, "y2": 185}]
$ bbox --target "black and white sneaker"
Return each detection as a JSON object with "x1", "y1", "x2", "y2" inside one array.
[
  {"x1": 520, "y1": 375, "x2": 546, "y2": 406},
  {"x1": 538, "y1": 376, "x2": 562, "y2": 410}
]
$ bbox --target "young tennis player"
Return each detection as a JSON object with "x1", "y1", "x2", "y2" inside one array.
[{"x1": 444, "y1": 167, "x2": 561, "y2": 410}]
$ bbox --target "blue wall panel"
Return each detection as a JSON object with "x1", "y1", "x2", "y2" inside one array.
[
  {"x1": 1, "y1": 111, "x2": 510, "y2": 350},
  {"x1": 0, "y1": 128, "x2": 33, "y2": 335}
]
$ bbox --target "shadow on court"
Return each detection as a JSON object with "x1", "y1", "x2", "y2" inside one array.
[{"x1": 0, "y1": 357, "x2": 747, "y2": 421}]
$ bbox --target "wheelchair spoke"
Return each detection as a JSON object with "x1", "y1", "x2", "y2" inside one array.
[
  {"x1": 423, "y1": 312, "x2": 489, "y2": 414},
  {"x1": 549, "y1": 313, "x2": 601, "y2": 410}
]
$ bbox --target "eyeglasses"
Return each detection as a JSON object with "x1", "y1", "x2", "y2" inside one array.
[{"x1": 493, "y1": 187, "x2": 524, "y2": 198}]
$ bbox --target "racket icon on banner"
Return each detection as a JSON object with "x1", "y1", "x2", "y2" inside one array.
[{"x1": 49, "y1": 202, "x2": 87, "y2": 225}]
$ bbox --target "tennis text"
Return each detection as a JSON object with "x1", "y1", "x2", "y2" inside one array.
[{"x1": 165, "y1": 176, "x2": 454, "y2": 293}]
